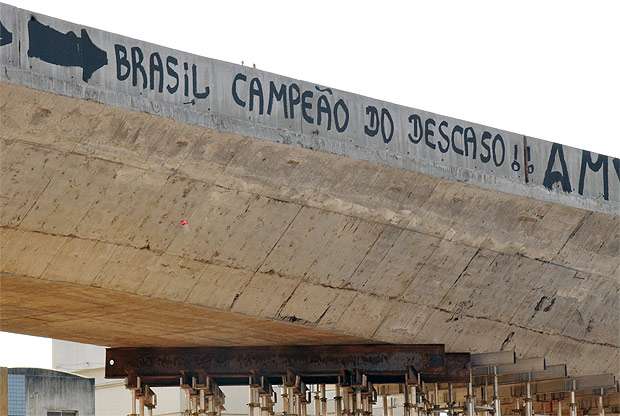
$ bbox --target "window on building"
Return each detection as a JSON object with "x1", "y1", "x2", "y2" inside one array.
[
  {"x1": 7, "y1": 374, "x2": 26, "y2": 416},
  {"x1": 47, "y1": 411, "x2": 78, "y2": 416}
]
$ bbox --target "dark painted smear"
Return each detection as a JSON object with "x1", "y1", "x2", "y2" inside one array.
[
  {"x1": 27, "y1": 16, "x2": 107, "y2": 82},
  {"x1": 0, "y1": 20, "x2": 12, "y2": 46}
]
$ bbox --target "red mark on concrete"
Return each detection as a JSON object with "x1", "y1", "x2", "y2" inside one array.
[{"x1": 180, "y1": 219, "x2": 189, "y2": 226}]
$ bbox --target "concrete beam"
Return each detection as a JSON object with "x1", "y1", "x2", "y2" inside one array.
[
  {"x1": 0, "y1": 3, "x2": 618, "y2": 215},
  {"x1": 0, "y1": 3, "x2": 618, "y2": 377},
  {"x1": 0, "y1": 85, "x2": 618, "y2": 375}
]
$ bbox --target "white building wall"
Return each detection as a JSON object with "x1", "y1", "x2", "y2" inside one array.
[
  {"x1": 52, "y1": 340, "x2": 105, "y2": 373},
  {"x1": 53, "y1": 340, "x2": 184, "y2": 415}
]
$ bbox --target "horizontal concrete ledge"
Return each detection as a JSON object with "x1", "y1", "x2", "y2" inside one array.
[{"x1": 0, "y1": 3, "x2": 618, "y2": 215}]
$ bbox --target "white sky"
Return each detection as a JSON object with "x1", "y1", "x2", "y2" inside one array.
[{"x1": 1, "y1": 0, "x2": 619, "y2": 368}]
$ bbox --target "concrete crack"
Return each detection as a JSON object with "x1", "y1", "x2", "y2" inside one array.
[
  {"x1": 556, "y1": 211, "x2": 592, "y2": 256},
  {"x1": 5, "y1": 136, "x2": 613, "y2": 282}
]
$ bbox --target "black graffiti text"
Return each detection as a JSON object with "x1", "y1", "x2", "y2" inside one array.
[
  {"x1": 543, "y1": 144, "x2": 620, "y2": 201},
  {"x1": 407, "y1": 113, "x2": 506, "y2": 167},
  {"x1": 232, "y1": 73, "x2": 349, "y2": 133},
  {"x1": 364, "y1": 106, "x2": 394, "y2": 144},
  {"x1": 114, "y1": 44, "x2": 209, "y2": 101}
]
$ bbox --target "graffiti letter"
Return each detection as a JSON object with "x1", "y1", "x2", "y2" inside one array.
[
  {"x1": 334, "y1": 99, "x2": 349, "y2": 133},
  {"x1": 249, "y1": 77, "x2": 264, "y2": 114},
  {"x1": 301, "y1": 90, "x2": 314, "y2": 124},
  {"x1": 438, "y1": 121, "x2": 450, "y2": 153},
  {"x1": 288, "y1": 83, "x2": 301, "y2": 119},
  {"x1": 543, "y1": 143, "x2": 572, "y2": 192},
  {"x1": 115, "y1": 44, "x2": 130, "y2": 81},
  {"x1": 149, "y1": 52, "x2": 163, "y2": 93},
  {"x1": 464, "y1": 127, "x2": 476, "y2": 159},
  {"x1": 182, "y1": 62, "x2": 189, "y2": 96},
  {"x1": 424, "y1": 118, "x2": 436, "y2": 150},
  {"x1": 192, "y1": 64, "x2": 210, "y2": 99},
  {"x1": 232, "y1": 73, "x2": 247, "y2": 108},
  {"x1": 317, "y1": 95, "x2": 332, "y2": 130},
  {"x1": 451, "y1": 125, "x2": 464, "y2": 155},
  {"x1": 267, "y1": 81, "x2": 288, "y2": 118},
  {"x1": 130, "y1": 47, "x2": 147, "y2": 89},
  {"x1": 579, "y1": 151, "x2": 609, "y2": 200},
  {"x1": 407, "y1": 113, "x2": 423, "y2": 144},
  {"x1": 492, "y1": 134, "x2": 505, "y2": 167},
  {"x1": 381, "y1": 108, "x2": 394, "y2": 144},
  {"x1": 365, "y1": 106, "x2": 379, "y2": 137},
  {"x1": 166, "y1": 56, "x2": 178, "y2": 94},
  {"x1": 480, "y1": 131, "x2": 492, "y2": 163}
]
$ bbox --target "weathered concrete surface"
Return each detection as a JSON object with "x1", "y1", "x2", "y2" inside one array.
[
  {"x1": 0, "y1": 3, "x2": 618, "y2": 215},
  {"x1": 0, "y1": 4, "x2": 618, "y2": 376},
  {"x1": 1, "y1": 84, "x2": 618, "y2": 376},
  {"x1": 7, "y1": 368, "x2": 95, "y2": 416}
]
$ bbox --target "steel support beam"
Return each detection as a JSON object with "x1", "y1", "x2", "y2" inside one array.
[
  {"x1": 501, "y1": 374, "x2": 617, "y2": 397},
  {"x1": 474, "y1": 364, "x2": 567, "y2": 387},
  {"x1": 470, "y1": 351, "x2": 515, "y2": 367},
  {"x1": 106, "y1": 344, "x2": 460, "y2": 387},
  {"x1": 473, "y1": 357, "x2": 546, "y2": 377},
  {"x1": 424, "y1": 353, "x2": 470, "y2": 382}
]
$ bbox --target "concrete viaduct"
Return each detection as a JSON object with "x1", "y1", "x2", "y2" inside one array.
[{"x1": 0, "y1": 3, "x2": 618, "y2": 377}]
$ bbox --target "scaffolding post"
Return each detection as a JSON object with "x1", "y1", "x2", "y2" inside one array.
[
  {"x1": 569, "y1": 380, "x2": 577, "y2": 416},
  {"x1": 492, "y1": 367, "x2": 501, "y2": 416}
]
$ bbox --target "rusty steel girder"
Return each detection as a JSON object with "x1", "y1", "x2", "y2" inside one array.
[
  {"x1": 106, "y1": 344, "x2": 466, "y2": 387},
  {"x1": 423, "y1": 352, "x2": 470, "y2": 383}
]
